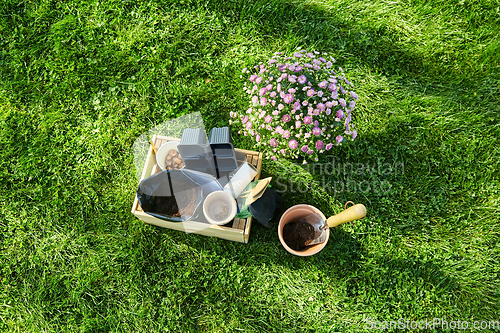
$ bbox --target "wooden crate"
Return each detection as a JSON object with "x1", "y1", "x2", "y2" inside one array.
[{"x1": 131, "y1": 135, "x2": 263, "y2": 243}]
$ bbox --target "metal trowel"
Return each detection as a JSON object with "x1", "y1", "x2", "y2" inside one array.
[{"x1": 295, "y1": 204, "x2": 367, "y2": 247}]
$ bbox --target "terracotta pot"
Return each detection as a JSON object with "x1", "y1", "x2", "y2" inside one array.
[
  {"x1": 278, "y1": 203, "x2": 367, "y2": 256},
  {"x1": 278, "y1": 204, "x2": 328, "y2": 256}
]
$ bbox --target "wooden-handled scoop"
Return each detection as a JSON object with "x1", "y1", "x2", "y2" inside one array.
[{"x1": 283, "y1": 204, "x2": 366, "y2": 250}]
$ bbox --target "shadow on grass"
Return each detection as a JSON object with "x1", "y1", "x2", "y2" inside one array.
[
  {"x1": 2, "y1": 0, "x2": 498, "y2": 329},
  {"x1": 216, "y1": 0, "x2": 499, "y2": 106},
  {"x1": 129, "y1": 104, "x2": 495, "y2": 319},
  {"x1": 135, "y1": 220, "x2": 461, "y2": 324}
]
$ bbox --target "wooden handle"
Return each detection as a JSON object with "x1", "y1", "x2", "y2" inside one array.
[
  {"x1": 326, "y1": 204, "x2": 366, "y2": 228},
  {"x1": 149, "y1": 140, "x2": 157, "y2": 154}
]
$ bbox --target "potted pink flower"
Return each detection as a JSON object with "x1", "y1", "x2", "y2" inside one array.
[{"x1": 231, "y1": 49, "x2": 359, "y2": 161}]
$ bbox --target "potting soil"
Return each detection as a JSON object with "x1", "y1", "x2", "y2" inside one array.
[{"x1": 282, "y1": 221, "x2": 315, "y2": 251}]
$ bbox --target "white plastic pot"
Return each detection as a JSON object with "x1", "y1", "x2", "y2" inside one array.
[
  {"x1": 203, "y1": 190, "x2": 237, "y2": 225},
  {"x1": 156, "y1": 141, "x2": 180, "y2": 171}
]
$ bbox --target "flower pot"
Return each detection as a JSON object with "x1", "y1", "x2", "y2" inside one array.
[
  {"x1": 156, "y1": 141, "x2": 181, "y2": 171},
  {"x1": 203, "y1": 190, "x2": 237, "y2": 225},
  {"x1": 278, "y1": 204, "x2": 329, "y2": 256}
]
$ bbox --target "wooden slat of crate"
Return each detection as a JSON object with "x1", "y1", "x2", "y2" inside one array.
[
  {"x1": 232, "y1": 218, "x2": 245, "y2": 230},
  {"x1": 155, "y1": 138, "x2": 166, "y2": 150},
  {"x1": 131, "y1": 135, "x2": 262, "y2": 243}
]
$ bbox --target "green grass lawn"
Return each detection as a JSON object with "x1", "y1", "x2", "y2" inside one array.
[{"x1": 1, "y1": 0, "x2": 499, "y2": 331}]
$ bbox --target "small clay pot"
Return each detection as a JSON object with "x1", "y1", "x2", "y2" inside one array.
[{"x1": 278, "y1": 204, "x2": 328, "y2": 256}]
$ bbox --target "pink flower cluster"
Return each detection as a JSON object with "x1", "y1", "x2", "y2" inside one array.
[{"x1": 234, "y1": 49, "x2": 359, "y2": 161}]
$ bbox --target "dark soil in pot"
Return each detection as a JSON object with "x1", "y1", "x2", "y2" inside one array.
[{"x1": 282, "y1": 221, "x2": 315, "y2": 251}]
